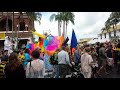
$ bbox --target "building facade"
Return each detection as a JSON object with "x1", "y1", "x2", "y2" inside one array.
[
  {"x1": 0, "y1": 12, "x2": 34, "y2": 49},
  {"x1": 98, "y1": 25, "x2": 120, "y2": 43}
]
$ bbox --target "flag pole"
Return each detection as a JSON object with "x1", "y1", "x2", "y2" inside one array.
[{"x1": 6, "y1": 12, "x2": 8, "y2": 36}]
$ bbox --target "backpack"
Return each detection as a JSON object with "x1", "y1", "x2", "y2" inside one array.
[{"x1": 27, "y1": 60, "x2": 35, "y2": 78}]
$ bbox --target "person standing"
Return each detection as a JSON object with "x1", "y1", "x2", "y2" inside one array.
[
  {"x1": 81, "y1": 48, "x2": 93, "y2": 78},
  {"x1": 116, "y1": 42, "x2": 120, "y2": 73},
  {"x1": 97, "y1": 43, "x2": 108, "y2": 76},
  {"x1": 106, "y1": 45, "x2": 114, "y2": 72},
  {"x1": 18, "y1": 49, "x2": 25, "y2": 64},
  {"x1": 24, "y1": 49, "x2": 31, "y2": 70},
  {"x1": 0, "y1": 57, "x2": 6, "y2": 78},
  {"x1": 5, "y1": 52, "x2": 26, "y2": 79},
  {"x1": 50, "y1": 49, "x2": 60, "y2": 78},
  {"x1": 58, "y1": 46, "x2": 72, "y2": 78},
  {"x1": 96, "y1": 42, "x2": 100, "y2": 57},
  {"x1": 2, "y1": 50, "x2": 9, "y2": 63},
  {"x1": 90, "y1": 47, "x2": 98, "y2": 78},
  {"x1": 26, "y1": 50, "x2": 45, "y2": 78},
  {"x1": 74, "y1": 46, "x2": 81, "y2": 66},
  {"x1": 4, "y1": 36, "x2": 13, "y2": 56}
]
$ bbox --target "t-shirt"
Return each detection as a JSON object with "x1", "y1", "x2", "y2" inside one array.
[
  {"x1": 99, "y1": 47, "x2": 107, "y2": 59},
  {"x1": 81, "y1": 53, "x2": 93, "y2": 72},
  {"x1": 26, "y1": 59, "x2": 45, "y2": 78},
  {"x1": 24, "y1": 53, "x2": 31, "y2": 66}
]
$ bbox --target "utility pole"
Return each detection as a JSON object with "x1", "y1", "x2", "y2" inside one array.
[
  {"x1": 16, "y1": 14, "x2": 21, "y2": 50},
  {"x1": 6, "y1": 12, "x2": 8, "y2": 36},
  {"x1": 16, "y1": 24, "x2": 19, "y2": 50},
  {"x1": 12, "y1": 12, "x2": 14, "y2": 41}
]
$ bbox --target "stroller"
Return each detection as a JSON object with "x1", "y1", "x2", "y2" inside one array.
[{"x1": 70, "y1": 62, "x2": 84, "y2": 78}]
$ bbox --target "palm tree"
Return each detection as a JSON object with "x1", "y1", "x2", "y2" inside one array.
[
  {"x1": 50, "y1": 12, "x2": 75, "y2": 39},
  {"x1": 59, "y1": 12, "x2": 75, "y2": 39},
  {"x1": 26, "y1": 12, "x2": 42, "y2": 27},
  {"x1": 26, "y1": 12, "x2": 42, "y2": 22},
  {"x1": 50, "y1": 12, "x2": 62, "y2": 36},
  {"x1": 64, "y1": 12, "x2": 75, "y2": 39},
  {"x1": 109, "y1": 12, "x2": 120, "y2": 37},
  {"x1": 60, "y1": 12, "x2": 66, "y2": 38}
]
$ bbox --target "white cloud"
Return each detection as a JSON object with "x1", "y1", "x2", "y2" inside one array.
[{"x1": 34, "y1": 12, "x2": 111, "y2": 43}]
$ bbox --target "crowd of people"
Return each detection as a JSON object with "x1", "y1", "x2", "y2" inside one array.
[{"x1": 0, "y1": 41, "x2": 120, "y2": 78}]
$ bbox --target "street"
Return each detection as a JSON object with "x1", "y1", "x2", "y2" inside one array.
[{"x1": 96, "y1": 65, "x2": 120, "y2": 78}]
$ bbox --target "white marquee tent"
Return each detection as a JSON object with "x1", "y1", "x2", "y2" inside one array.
[{"x1": 87, "y1": 38, "x2": 110, "y2": 44}]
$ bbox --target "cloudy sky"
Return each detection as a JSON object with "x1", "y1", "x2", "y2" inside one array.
[{"x1": 34, "y1": 12, "x2": 111, "y2": 43}]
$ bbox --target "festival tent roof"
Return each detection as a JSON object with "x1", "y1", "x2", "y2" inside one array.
[
  {"x1": 87, "y1": 39, "x2": 99, "y2": 44},
  {"x1": 87, "y1": 38, "x2": 110, "y2": 44},
  {"x1": 98, "y1": 38, "x2": 110, "y2": 43}
]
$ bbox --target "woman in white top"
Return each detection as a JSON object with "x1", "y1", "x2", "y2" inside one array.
[
  {"x1": 26, "y1": 50, "x2": 45, "y2": 78},
  {"x1": 81, "y1": 48, "x2": 93, "y2": 78}
]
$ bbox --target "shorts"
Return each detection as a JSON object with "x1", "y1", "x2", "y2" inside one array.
[
  {"x1": 99, "y1": 58, "x2": 107, "y2": 67},
  {"x1": 101, "y1": 60, "x2": 107, "y2": 66}
]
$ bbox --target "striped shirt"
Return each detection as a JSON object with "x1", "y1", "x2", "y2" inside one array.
[{"x1": 0, "y1": 63, "x2": 6, "y2": 78}]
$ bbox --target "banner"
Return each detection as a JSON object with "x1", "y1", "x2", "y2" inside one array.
[
  {"x1": 70, "y1": 29, "x2": 78, "y2": 48},
  {"x1": 0, "y1": 33, "x2": 5, "y2": 39},
  {"x1": 32, "y1": 31, "x2": 45, "y2": 38}
]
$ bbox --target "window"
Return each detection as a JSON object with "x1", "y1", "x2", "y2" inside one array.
[
  {"x1": 100, "y1": 34, "x2": 102, "y2": 39},
  {"x1": 104, "y1": 33, "x2": 106, "y2": 38},
  {"x1": 25, "y1": 24, "x2": 28, "y2": 31},
  {"x1": 0, "y1": 18, "x2": 12, "y2": 31},
  {"x1": 109, "y1": 32, "x2": 111, "y2": 38},
  {"x1": 20, "y1": 21, "x2": 25, "y2": 31},
  {"x1": 114, "y1": 31, "x2": 116, "y2": 37}
]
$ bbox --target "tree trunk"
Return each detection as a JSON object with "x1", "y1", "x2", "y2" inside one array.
[
  {"x1": 58, "y1": 21, "x2": 60, "y2": 36},
  {"x1": 12, "y1": 12, "x2": 14, "y2": 41},
  {"x1": 16, "y1": 13, "x2": 21, "y2": 50},
  {"x1": 65, "y1": 22, "x2": 67, "y2": 39},
  {"x1": 63, "y1": 21, "x2": 65, "y2": 39},
  {"x1": 6, "y1": 12, "x2": 8, "y2": 36},
  {"x1": 59, "y1": 21, "x2": 61, "y2": 36}
]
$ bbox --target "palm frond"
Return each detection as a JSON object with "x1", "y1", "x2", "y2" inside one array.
[
  {"x1": 50, "y1": 14, "x2": 56, "y2": 22},
  {"x1": 26, "y1": 12, "x2": 42, "y2": 24}
]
